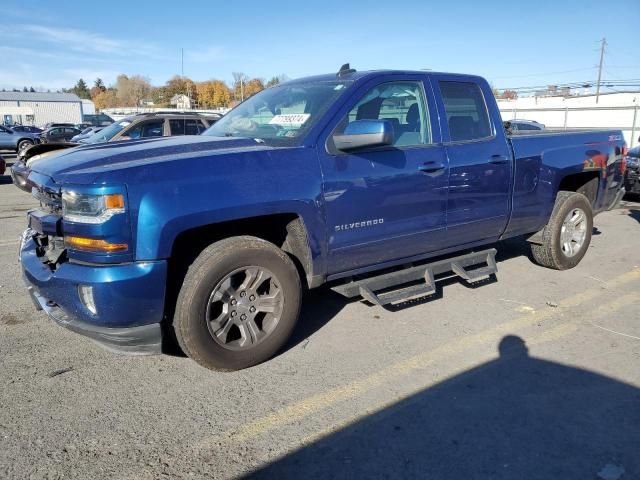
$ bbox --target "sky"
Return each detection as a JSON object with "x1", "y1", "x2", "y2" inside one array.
[{"x1": 1, "y1": 0, "x2": 639, "y2": 92}]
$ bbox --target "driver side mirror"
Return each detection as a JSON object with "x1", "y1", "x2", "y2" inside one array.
[{"x1": 333, "y1": 119, "x2": 394, "y2": 152}]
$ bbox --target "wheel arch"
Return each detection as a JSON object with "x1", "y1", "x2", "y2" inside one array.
[{"x1": 160, "y1": 212, "x2": 319, "y2": 332}]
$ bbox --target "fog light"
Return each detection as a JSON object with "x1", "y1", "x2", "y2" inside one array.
[{"x1": 78, "y1": 285, "x2": 97, "y2": 315}]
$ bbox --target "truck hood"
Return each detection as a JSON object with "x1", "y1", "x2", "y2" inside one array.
[{"x1": 30, "y1": 135, "x2": 273, "y2": 184}]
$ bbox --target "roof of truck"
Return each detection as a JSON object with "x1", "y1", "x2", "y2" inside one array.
[{"x1": 283, "y1": 69, "x2": 479, "y2": 85}]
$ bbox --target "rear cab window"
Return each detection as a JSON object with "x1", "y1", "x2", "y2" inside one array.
[{"x1": 439, "y1": 81, "x2": 492, "y2": 142}]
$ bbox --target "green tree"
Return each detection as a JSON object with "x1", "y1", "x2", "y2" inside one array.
[
  {"x1": 70, "y1": 78, "x2": 91, "y2": 99},
  {"x1": 266, "y1": 75, "x2": 288, "y2": 88}
]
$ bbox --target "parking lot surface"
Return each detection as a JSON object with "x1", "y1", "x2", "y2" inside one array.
[{"x1": 0, "y1": 155, "x2": 639, "y2": 479}]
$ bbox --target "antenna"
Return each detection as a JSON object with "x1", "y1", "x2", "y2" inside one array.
[{"x1": 337, "y1": 63, "x2": 356, "y2": 77}]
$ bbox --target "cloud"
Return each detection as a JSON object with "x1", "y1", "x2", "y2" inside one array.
[
  {"x1": 23, "y1": 24, "x2": 124, "y2": 54},
  {"x1": 5, "y1": 24, "x2": 163, "y2": 59}
]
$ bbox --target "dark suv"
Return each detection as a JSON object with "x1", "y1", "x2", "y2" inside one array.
[
  {"x1": 79, "y1": 112, "x2": 217, "y2": 145},
  {"x1": 39, "y1": 126, "x2": 82, "y2": 143}
]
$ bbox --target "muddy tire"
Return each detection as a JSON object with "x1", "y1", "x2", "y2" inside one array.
[
  {"x1": 173, "y1": 236, "x2": 301, "y2": 371},
  {"x1": 531, "y1": 191, "x2": 593, "y2": 270}
]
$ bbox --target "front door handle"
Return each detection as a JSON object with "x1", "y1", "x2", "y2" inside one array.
[
  {"x1": 489, "y1": 154, "x2": 510, "y2": 164},
  {"x1": 418, "y1": 162, "x2": 446, "y2": 174}
]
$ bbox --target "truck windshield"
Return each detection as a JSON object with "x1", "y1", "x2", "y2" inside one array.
[{"x1": 204, "y1": 80, "x2": 350, "y2": 145}]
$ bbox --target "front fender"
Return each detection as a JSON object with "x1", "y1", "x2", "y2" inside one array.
[{"x1": 128, "y1": 147, "x2": 326, "y2": 276}]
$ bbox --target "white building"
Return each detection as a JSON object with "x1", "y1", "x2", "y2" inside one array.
[
  {"x1": 0, "y1": 91, "x2": 90, "y2": 127},
  {"x1": 170, "y1": 94, "x2": 192, "y2": 110}
]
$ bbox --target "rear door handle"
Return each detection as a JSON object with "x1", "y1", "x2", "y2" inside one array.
[
  {"x1": 418, "y1": 162, "x2": 446, "y2": 174},
  {"x1": 489, "y1": 154, "x2": 510, "y2": 164}
]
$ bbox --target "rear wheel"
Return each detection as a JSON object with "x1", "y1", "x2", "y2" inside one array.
[
  {"x1": 173, "y1": 236, "x2": 301, "y2": 371},
  {"x1": 531, "y1": 191, "x2": 593, "y2": 270}
]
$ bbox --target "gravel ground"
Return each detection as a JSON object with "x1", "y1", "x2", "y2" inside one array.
[{"x1": 0, "y1": 155, "x2": 639, "y2": 479}]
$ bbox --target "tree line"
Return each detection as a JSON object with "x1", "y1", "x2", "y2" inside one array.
[{"x1": 65, "y1": 73, "x2": 287, "y2": 110}]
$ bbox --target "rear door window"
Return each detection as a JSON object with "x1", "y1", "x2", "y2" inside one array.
[
  {"x1": 169, "y1": 119, "x2": 185, "y2": 135},
  {"x1": 185, "y1": 119, "x2": 206, "y2": 135},
  {"x1": 439, "y1": 81, "x2": 492, "y2": 142}
]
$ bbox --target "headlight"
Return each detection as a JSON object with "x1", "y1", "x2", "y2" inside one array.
[{"x1": 62, "y1": 191, "x2": 125, "y2": 224}]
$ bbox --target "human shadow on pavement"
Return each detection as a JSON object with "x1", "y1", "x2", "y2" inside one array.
[{"x1": 248, "y1": 335, "x2": 640, "y2": 480}]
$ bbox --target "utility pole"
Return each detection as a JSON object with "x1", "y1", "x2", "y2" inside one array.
[
  {"x1": 181, "y1": 48, "x2": 184, "y2": 78},
  {"x1": 595, "y1": 37, "x2": 606, "y2": 104}
]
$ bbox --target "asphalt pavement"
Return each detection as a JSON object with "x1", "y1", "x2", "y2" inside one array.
[{"x1": 0, "y1": 156, "x2": 638, "y2": 479}]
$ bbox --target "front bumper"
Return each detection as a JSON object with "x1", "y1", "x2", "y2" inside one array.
[{"x1": 20, "y1": 232, "x2": 167, "y2": 355}]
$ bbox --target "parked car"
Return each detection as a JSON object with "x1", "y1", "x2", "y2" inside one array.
[
  {"x1": 8, "y1": 125, "x2": 43, "y2": 134},
  {"x1": 82, "y1": 113, "x2": 114, "y2": 126},
  {"x1": 0, "y1": 124, "x2": 40, "y2": 153},
  {"x1": 507, "y1": 119, "x2": 545, "y2": 133},
  {"x1": 11, "y1": 112, "x2": 217, "y2": 191},
  {"x1": 71, "y1": 126, "x2": 103, "y2": 143},
  {"x1": 11, "y1": 143, "x2": 71, "y2": 192},
  {"x1": 623, "y1": 143, "x2": 640, "y2": 195},
  {"x1": 42, "y1": 122, "x2": 75, "y2": 129},
  {"x1": 0, "y1": 154, "x2": 5, "y2": 176},
  {"x1": 39, "y1": 126, "x2": 81, "y2": 143},
  {"x1": 74, "y1": 123, "x2": 93, "y2": 131},
  {"x1": 77, "y1": 112, "x2": 215, "y2": 145},
  {"x1": 18, "y1": 67, "x2": 626, "y2": 371}
]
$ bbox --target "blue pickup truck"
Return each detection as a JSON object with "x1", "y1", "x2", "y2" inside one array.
[{"x1": 19, "y1": 66, "x2": 626, "y2": 371}]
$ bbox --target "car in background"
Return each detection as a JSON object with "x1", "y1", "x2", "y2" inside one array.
[
  {"x1": 78, "y1": 112, "x2": 214, "y2": 145},
  {"x1": 11, "y1": 143, "x2": 73, "y2": 192},
  {"x1": 42, "y1": 122, "x2": 75, "y2": 129},
  {"x1": 0, "y1": 124, "x2": 41, "y2": 153},
  {"x1": 11, "y1": 112, "x2": 217, "y2": 192},
  {"x1": 0, "y1": 154, "x2": 5, "y2": 176},
  {"x1": 507, "y1": 119, "x2": 545, "y2": 133},
  {"x1": 71, "y1": 126, "x2": 104, "y2": 143},
  {"x1": 623, "y1": 144, "x2": 640, "y2": 195},
  {"x1": 82, "y1": 113, "x2": 114, "y2": 126},
  {"x1": 7, "y1": 125, "x2": 43, "y2": 134},
  {"x1": 39, "y1": 126, "x2": 82, "y2": 144}
]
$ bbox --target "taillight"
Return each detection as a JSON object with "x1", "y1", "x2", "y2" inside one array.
[{"x1": 621, "y1": 156, "x2": 627, "y2": 175}]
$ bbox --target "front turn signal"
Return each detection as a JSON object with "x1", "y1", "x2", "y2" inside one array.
[{"x1": 64, "y1": 236, "x2": 128, "y2": 253}]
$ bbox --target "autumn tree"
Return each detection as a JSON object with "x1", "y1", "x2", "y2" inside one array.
[
  {"x1": 164, "y1": 75, "x2": 197, "y2": 101},
  {"x1": 92, "y1": 89, "x2": 118, "y2": 109},
  {"x1": 115, "y1": 74, "x2": 152, "y2": 107},
  {"x1": 90, "y1": 77, "x2": 107, "y2": 99},
  {"x1": 243, "y1": 78, "x2": 264, "y2": 99},
  {"x1": 196, "y1": 80, "x2": 231, "y2": 108}
]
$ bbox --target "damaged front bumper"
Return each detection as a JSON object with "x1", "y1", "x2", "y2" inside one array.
[{"x1": 20, "y1": 230, "x2": 167, "y2": 355}]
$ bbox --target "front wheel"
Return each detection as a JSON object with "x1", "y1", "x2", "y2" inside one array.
[
  {"x1": 531, "y1": 191, "x2": 593, "y2": 270},
  {"x1": 173, "y1": 236, "x2": 302, "y2": 371}
]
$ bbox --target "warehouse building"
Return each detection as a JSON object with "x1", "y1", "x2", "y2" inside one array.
[{"x1": 0, "y1": 91, "x2": 90, "y2": 127}]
